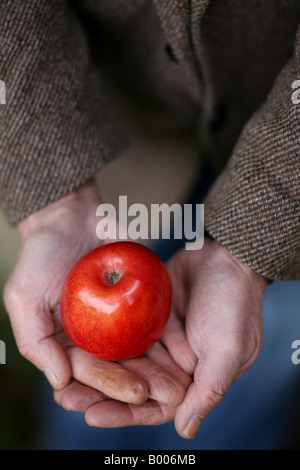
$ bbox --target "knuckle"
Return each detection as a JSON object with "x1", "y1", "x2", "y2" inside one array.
[
  {"x1": 204, "y1": 385, "x2": 227, "y2": 411},
  {"x1": 3, "y1": 280, "x2": 30, "y2": 315},
  {"x1": 17, "y1": 339, "x2": 34, "y2": 361},
  {"x1": 3, "y1": 282, "x2": 19, "y2": 310},
  {"x1": 142, "y1": 365, "x2": 161, "y2": 380}
]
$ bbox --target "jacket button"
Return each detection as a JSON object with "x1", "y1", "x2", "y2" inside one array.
[{"x1": 165, "y1": 43, "x2": 179, "y2": 63}]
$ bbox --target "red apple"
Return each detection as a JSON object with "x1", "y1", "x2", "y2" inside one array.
[{"x1": 60, "y1": 241, "x2": 172, "y2": 361}]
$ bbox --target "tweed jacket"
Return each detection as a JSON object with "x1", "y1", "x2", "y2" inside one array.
[{"x1": 0, "y1": 0, "x2": 299, "y2": 281}]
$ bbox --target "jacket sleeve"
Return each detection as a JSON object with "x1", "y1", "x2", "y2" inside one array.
[
  {"x1": 0, "y1": 0, "x2": 128, "y2": 225},
  {"x1": 203, "y1": 25, "x2": 300, "y2": 281}
]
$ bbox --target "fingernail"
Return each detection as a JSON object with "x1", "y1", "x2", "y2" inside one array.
[
  {"x1": 43, "y1": 368, "x2": 63, "y2": 389},
  {"x1": 130, "y1": 382, "x2": 149, "y2": 405},
  {"x1": 183, "y1": 415, "x2": 202, "y2": 439}
]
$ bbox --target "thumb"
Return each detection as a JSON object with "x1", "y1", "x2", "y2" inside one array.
[
  {"x1": 174, "y1": 344, "x2": 242, "y2": 439},
  {"x1": 4, "y1": 284, "x2": 72, "y2": 390}
]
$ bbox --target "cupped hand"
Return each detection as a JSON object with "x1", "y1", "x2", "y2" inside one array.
[
  {"x1": 82, "y1": 237, "x2": 267, "y2": 438},
  {"x1": 164, "y1": 238, "x2": 267, "y2": 438},
  {"x1": 3, "y1": 181, "x2": 191, "y2": 410}
]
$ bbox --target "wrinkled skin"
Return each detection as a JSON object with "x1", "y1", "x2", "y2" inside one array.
[{"x1": 4, "y1": 180, "x2": 267, "y2": 439}]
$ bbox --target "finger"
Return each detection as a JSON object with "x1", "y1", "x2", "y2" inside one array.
[
  {"x1": 174, "y1": 346, "x2": 241, "y2": 439},
  {"x1": 145, "y1": 341, "x2": 192, "y2": 389},
  {"x1": 67, "y1": 347, "x2": 149, "y2": 405},
  {"x1": 85, "y1": 398, "x2": 176, "y2": 428},
  {"x1": 119, "y1": 344, "x2": 189, "y2": 407},
  {"x1": 4, "y1": 286, "x2": 72, "y2": 390},
  {"x1": 160, "y1": 310, "x2": 197, "y2": 376},
  {"x1": 53, "y1": 380, "x2": 108, "y2": 412}
]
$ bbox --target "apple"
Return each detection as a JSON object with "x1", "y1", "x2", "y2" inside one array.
[{"x1": 60, "y1": 241, "x2": 172, "y2": 361}]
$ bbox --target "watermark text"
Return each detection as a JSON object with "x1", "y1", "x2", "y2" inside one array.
[
  {"x1": 0, "y1": 81, "x2": 6, "y2": 104},
  {"x1": 0, "y1": 340, "x2": 6, "y2": 364},
  {"x1": 291, "y1": 80, "x2": 300, "y2": 104},
  {"x1": 96, "y1": 196, "x2": 204, "y2": 250}
]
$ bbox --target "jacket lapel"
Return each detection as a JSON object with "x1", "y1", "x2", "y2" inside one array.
[{"x1": 152, "y1": 0, "x2": 209, "y2": 61}]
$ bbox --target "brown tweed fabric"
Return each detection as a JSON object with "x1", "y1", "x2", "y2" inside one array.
[
  {"x1": 203, "y1": 38, "x2": 300, "y2": 281},
  {"x1": 0, "y1": 1, "x2": 128, "y2": 223},
  {"x1": 0, "y1": 0, "x2": 299, "y2": 281}
]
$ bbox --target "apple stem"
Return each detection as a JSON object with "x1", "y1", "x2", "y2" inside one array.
[{"x1": 106, "y1": 271, "x2": 121, "y2": 285}]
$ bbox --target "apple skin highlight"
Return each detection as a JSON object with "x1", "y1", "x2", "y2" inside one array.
[{"x1": 60, "y1": 241, "x2": 172, "y2": 361}]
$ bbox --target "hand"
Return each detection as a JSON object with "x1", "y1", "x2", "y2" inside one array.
[
  {"x1": 165, "y1": 239, "x2": 267, "y2": 438},
  {"x1": 82, "y1": 238, "x2": 267, "y2": 438},
  {"x1": 4, "y1": 181, "x2": 191, "y2": 410}
]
